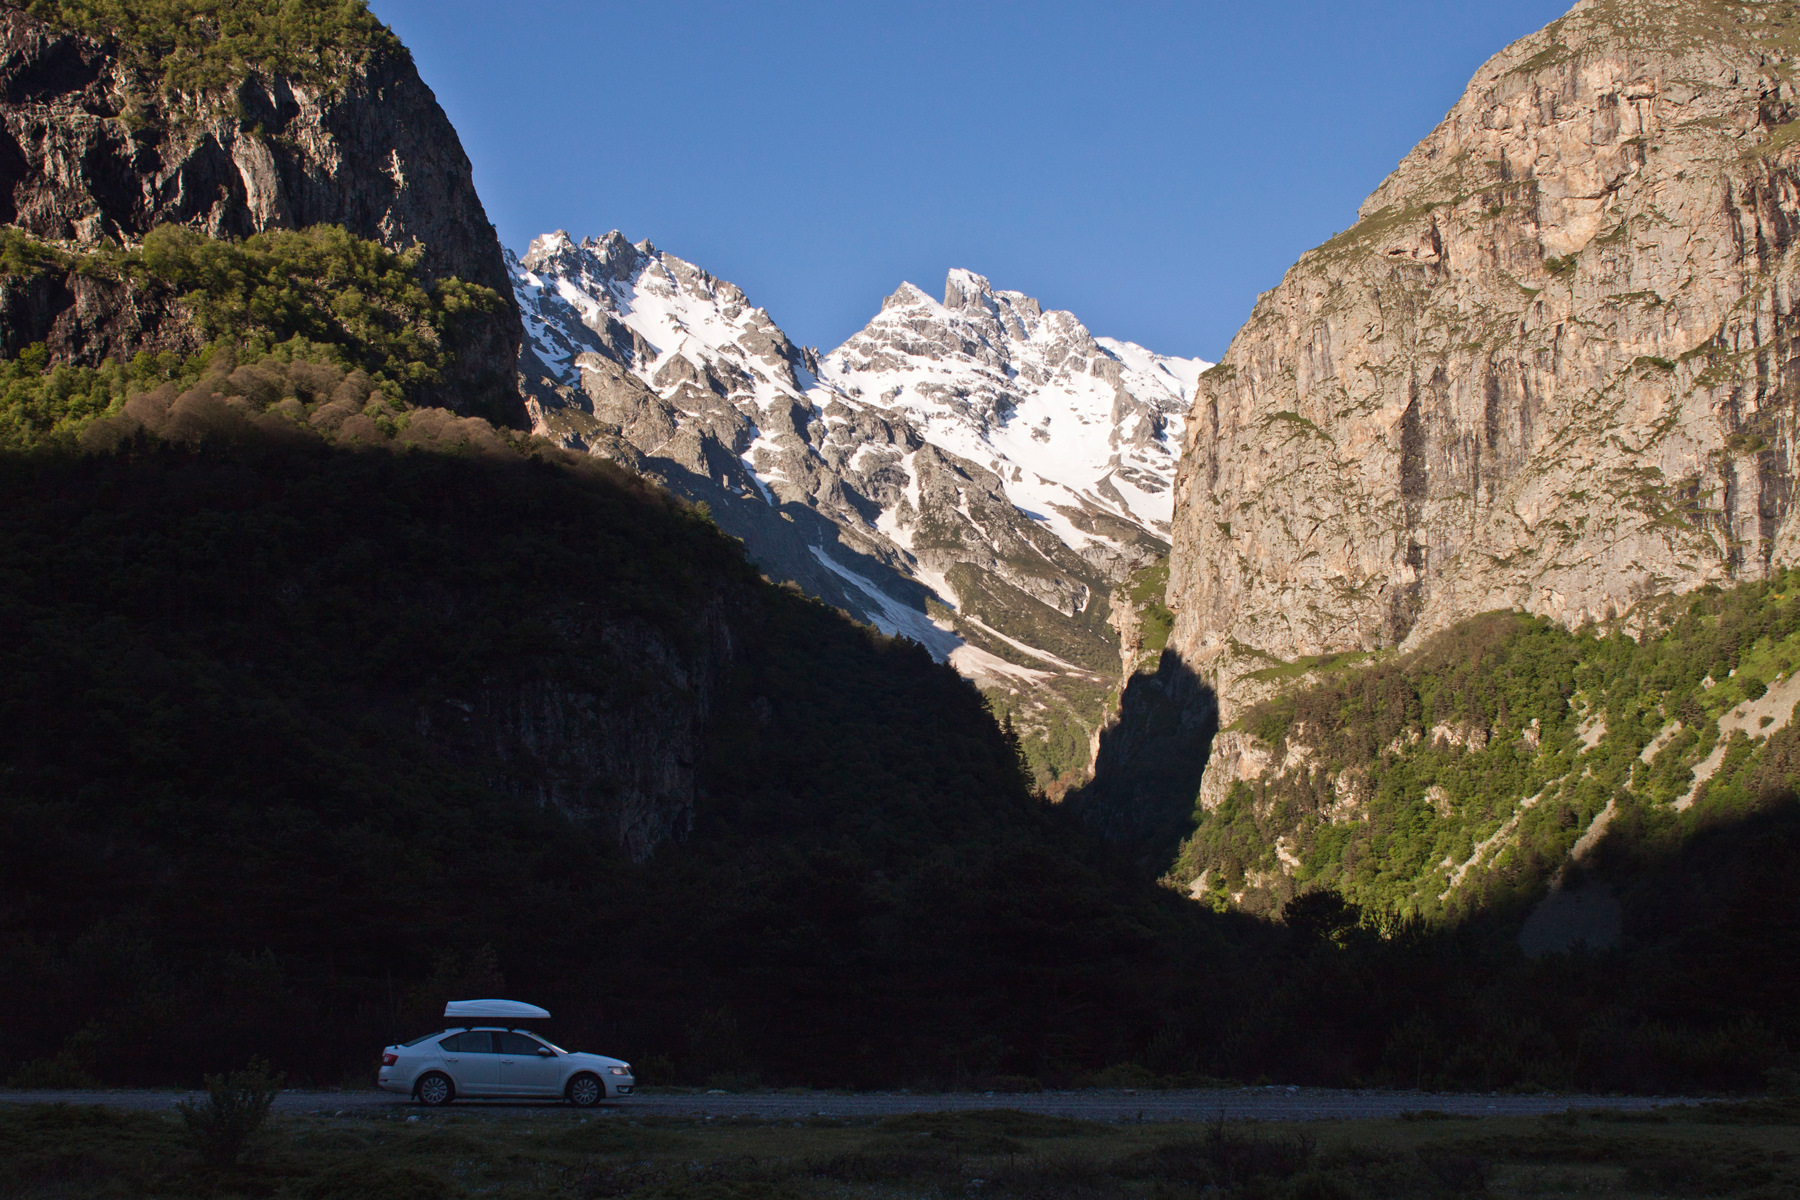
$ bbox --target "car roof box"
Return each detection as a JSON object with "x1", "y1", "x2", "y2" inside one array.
[{"x1": 444, "y1": 999, "x2": 551, "y2": 1020}]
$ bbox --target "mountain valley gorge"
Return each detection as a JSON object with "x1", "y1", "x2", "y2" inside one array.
[{"x1": 0, "y1": 0, "x2": 1798, "y2": 1104}]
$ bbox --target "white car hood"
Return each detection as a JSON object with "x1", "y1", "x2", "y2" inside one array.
[{"x1": 565, "y1": 1051, "x2": 627, "y2": 1069}]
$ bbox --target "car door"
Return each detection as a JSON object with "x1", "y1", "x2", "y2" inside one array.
[
  {"x1": 438, "y1": 1030, "x2": 503, "y2": 1094},
  {"x1": 496, "y1": 1031, "x2": 563, "y2": 1096}
]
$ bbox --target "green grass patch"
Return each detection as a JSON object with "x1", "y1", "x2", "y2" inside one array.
[{"x1": 1241, "y1": 649, "x2": 1373, "y2": 684}]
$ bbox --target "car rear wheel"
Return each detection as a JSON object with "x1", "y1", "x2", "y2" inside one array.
[
  {"x1": 566, "y1": 1073, "x2": 603, "y2": 1107},
  {"x1": 416, "y1": 1071, "x2": 454, "y2": 1106}
]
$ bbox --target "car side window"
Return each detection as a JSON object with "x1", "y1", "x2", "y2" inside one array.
[
  {"x1": 497, "y1": 1032, "x2": 544, "y2": 1055},
  {"x1": 442, "y1": 1031, "x2": 496, "y2": 1053}
]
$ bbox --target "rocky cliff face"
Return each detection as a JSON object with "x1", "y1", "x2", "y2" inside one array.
[
  {"x1": 435, "y1": 607, "x2": 735, "y2": 863},
  {"x1": 514, "y1": 231, "x2": 1208, "y2": 786},
  {"x1": 0, "y1": 4, "x2": 519, "y2": 419},
  {"x1": 1168, "y1": 0, "x2": 1800, "y2": 802}
]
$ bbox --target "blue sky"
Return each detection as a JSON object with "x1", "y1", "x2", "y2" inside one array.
[{"x1": 369, "y1": 0, "x2": 1570, "y2": 361}]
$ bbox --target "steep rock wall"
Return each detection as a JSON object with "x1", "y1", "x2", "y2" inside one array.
[
  {"x1": 1171, "y1": 0, "x2": 1800, "y2": 750},
  {"x1": 432, "y1": 606, "x2": 736, "y2": 863},
  {"x1": 0, "y1": 5, "x2": 519, "y2": 418}
]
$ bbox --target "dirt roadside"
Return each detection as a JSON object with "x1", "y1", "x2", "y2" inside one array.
[{"x1": 0, "y1": 1087, "x2": 1693, "y2": 1123}]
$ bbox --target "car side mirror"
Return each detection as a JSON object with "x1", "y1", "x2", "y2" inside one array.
[{"x1": 536, "y1": 1047, "x2": 553, "y2": 1056}]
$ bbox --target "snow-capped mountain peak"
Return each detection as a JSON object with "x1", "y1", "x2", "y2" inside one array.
[
  {"x1": 512, "y1": 231, "x2": 813, "y2": 412},
  {"x1": 512, "y1": 234, "x2": 1210, "y2": 786},
  {"x1": 817, "y1": 268, "x2": 1203, "y2": 531}
]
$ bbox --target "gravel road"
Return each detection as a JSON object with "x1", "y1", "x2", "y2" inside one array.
[{"x1": 0, "y1": 1087, "x2": 1696, "y2": 1123}]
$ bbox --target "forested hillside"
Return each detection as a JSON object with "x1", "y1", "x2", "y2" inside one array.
[
  {"x1": 0, "y1": 224, "x2": 506, "y2": 446},
  {"x1": 0, "y1": 0, "x2": 1224, "y2": 1093},
  {"x1": 1179, "y1": 584, "x2": 1800, "y2": 922},
  {"x1": 0, "y1": 357, "x2": 1222, "y2": 1087},
  {"x1": 1148, "y1": 589, "x2": 1800, "y2": 1091}
]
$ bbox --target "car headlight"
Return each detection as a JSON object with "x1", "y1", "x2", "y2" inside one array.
[{"x1": 608, "y1": 1065, "x2": 630, "y2": 1075}]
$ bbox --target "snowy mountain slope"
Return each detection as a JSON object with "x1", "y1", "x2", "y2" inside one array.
[
  {"x1": 511, "y1": 231, "x2": 1209, "y2": 787},
  {"x1": 821, "y1": 270, "x2": 1195, "y2": 536}
]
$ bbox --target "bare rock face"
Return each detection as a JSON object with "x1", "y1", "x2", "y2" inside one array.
[
  {"x1": 0, "y1": 263, "x2": 194, "y2": 363},
  {"x1": 1169, "y1": 0, "x2": 1800, "y2": 734},
  {"x1": 0, "y1": 5, "x2": 519, "y2": 419}
]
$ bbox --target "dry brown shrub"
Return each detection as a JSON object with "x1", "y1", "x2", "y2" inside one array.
[
  {"x1": 284, "y1": 360, "x2": 345, "y2": 402},
  {"x1": 308, "y1": 398, "x2": 363, "y2": 430},
  {"x1": 122, "y1": 383, "x2": 178, "y2": 430},
  {"x1": 334, "y1": 414, "x2": 381, "y2": 444},
  {"x1": 226, "y1": 363, "x2": 286, "y2": 407},
  {"x1": 163, "y1": 388, "x2": 250, "y2": 444}
]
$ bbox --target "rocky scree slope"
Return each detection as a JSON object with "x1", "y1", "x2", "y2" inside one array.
[
  {"x1": 514, "y1": 230, "x2": 1207, "y2": 787},
  {"x1": 1168, "y1": 0, "x2": 1800, "y2": 813},
  {"x1": 0, "y1": 1, "x2": 519, "y2": 421}
]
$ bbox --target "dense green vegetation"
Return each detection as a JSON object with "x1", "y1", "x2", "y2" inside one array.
[
  {"x1": 20, "y1": 0, "x2": 401, "y2": 96},
  {"x1": 0, "y1": 344, "x2": 163, "y2": 449},
  {"x1": 137, "y1": 226, "x2": 504, "y2": 389},
  {"x1": 0, "y1": 225, "x2": 505, "y2": 444},
  {"x1": 1122, "y1": 556, "x2": 1174, "y2": 667},
  {"x1": 981, "y1": 675, "x2": 1112, "y2": 797},
  {"x1": 1178, "y1": 582, "x2": 1800, "y2": 922},
  {"x1": 9, "y1": 1098, "x2": 1800, "y2": 1200}
]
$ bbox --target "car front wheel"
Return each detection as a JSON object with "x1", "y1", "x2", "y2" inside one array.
[
  {"x1": 416, "y1": 1071, "x2": 454, "y2": 1107},
  {"x1": 566, "y1": 1073, "x2": 603, "y2": 1107}
]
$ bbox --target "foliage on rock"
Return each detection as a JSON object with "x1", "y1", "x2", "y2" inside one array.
[
  {"x1": 18, "y1": 0, "x2": 400, "y2": 97},
  {"x1": 0, "y1": 224, "x2": 504, "y2": 446},
  {"x1": 1180, "y1": 579, "x2": 1800, "y2": 921}
]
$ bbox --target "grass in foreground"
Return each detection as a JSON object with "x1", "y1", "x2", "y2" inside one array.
[{"x1": 4, "y1": 1098, "x2": 1799, "y2": 1199}]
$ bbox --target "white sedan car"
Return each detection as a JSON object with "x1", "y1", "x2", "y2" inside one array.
[{"x1": 378, "y1": 1001, "x2": 633, "y2": 1106}]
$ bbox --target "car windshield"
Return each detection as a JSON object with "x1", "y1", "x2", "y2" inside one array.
[{"x1": 400, "y1": 1032, "x2": 440, "y2": 1047}]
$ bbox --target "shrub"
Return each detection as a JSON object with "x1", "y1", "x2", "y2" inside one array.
[{"x1": 176, "y1": 1057, "x2": 283, "y2": 1166}]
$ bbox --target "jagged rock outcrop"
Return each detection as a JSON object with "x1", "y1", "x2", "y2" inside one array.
[
  {"x1": 0, "y1": 262, "x2": 194, "y2": 363},
  {"x1": 1169, "y1": 0, "x2": 1800, "y2": 750},
  {"x1": 514, "y1": 230, "x2": 1208, "y2": 785},
  {"x1": 0, "y1": 4, "x2": 519, "y2": 419}
]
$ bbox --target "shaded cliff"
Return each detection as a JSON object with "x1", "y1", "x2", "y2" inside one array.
[
  {"x1": 0, "y1": 1, "x2": 519, "y2": 420},
  {"x1": 1169, "y1": 0, "x2": 1800, "y2": 743}
]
